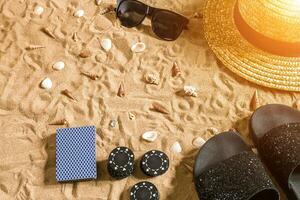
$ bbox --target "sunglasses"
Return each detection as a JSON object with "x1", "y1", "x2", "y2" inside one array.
[{"x1": 116, "y1": 0, "x2": 189, "y2": 41}]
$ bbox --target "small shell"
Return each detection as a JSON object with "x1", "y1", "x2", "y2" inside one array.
[
  {"x1": 40, "y1": 78, "x2": 52, "y2": 89},
  {"x1": 129, "y1": 112, "x2": 135, "y2": 120},
  {"x1": 207, "y1": 127, "x2": 219, "y2": 135},
  {"x1": 172, "y1": 62, "x2": 181, "y2": 77},
  {"x1": 95, "y1": 0, "x2": 102, "y2": 5},
  {"x1": 117, "y1": 82, "x2": 125, "y2": 97},
  {"x1": 34, "y1": 5, "x2": 44, "y2": 15},
  {"x1": 41, "y1": 27, "x2": 56, "y2": 39},
  {"x1": 61, "y1": 89, "x2": 77, "y2": 101},
  {"x1": 100, "y1": 38, "x2": 112, "y2": 52},
  {"x1": 131, "y1": 42, "x2": 146, "y2": 53},
  {"x1": 192, "y1": 137, "x2": 206, "y2": 147},
  {"x1": 25, "y1": 45, "x2": 45, "y2": 50},
  {"x1": 109, "y1": 120, "x2": 118, "y2": 128},
  {"x1": 183, "y1": 85, "x2": 198, "y2": 97},
  {"x1": 74, "y1": 9, "x2": 85, "y2": 18},
  {"x1": 79, "y1": 49, "x2": 92, "y2": 58},
  {"x1": 49, "y1": 119, "x2": 69, "y2": 126},
  {"x1": 142, "y1": 131, "x2": 158, "y2": 142},
  {"x1": 151, "y1": 102, "x2": 169, "y2": 114},
  {"x1": 81, "y1": 72, "x2": 100, "y2": 80},
  {"x1": 250, "y1": 90, "x2": 260, "y2": 111},
  {"x1": 52, "y1": 61, "x2": 65, "y2": 71},
  {"x1": 145, "y1": 73, "x2": 159, "y2": 85},
  {"x1": 72, "y1": 32, "x2": 79, "y2": 42},
  {"x1": 252, "y1": 148, "x2": 258, "y2": 154},
  {"x1": 171, "y1": 142, "x2": 182, "y2": 153},
  {"x1": 193, "y1": 12, "x2": 203, "y2": 19}
]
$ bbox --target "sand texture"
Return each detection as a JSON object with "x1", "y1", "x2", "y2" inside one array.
[{"x1": 0, "y1": 0, "x2": 293, "y2": 199}]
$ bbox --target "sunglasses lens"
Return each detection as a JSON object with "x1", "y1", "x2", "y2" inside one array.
[
  {"x1": 117, "y1": 1, "x2": 147, "y2": 27},
  {"x1": 152, "y1": 11, "x2": 184, "y2": 40}
]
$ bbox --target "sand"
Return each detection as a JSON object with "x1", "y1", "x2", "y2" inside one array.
[{"x1": 0, "y1": 0, "x2": 293, "y2": 199}]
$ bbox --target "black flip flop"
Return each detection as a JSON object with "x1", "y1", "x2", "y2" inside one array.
[
  {"x1": 193, "y1": 131, "x2": 279, "y2": 200},
  {"x1": 251, "y1": 104, "x2": 300, "y2": 200}
]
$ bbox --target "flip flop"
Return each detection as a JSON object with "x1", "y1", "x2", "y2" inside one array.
[
  {"x1": 250, "y1": 104, "x2": 300, "y2": 200},
  {"x1": 193, "y1": 131, "x2": 279, "y2": 200}
]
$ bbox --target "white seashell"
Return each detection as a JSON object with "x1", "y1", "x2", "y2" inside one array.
[
  {"x1": 145, "y1": 73, "x2": 159, "y2": 85},
  {"x1": 34, "y1": 5, "x2": 44, "y2": 15},
  {"x1": 101, "y1": 38, "x2": 112, "y2": 52},
  {"x1": 131, "y1": 42, "x2": 146, "y2": 53},
  {"x1": 74, "y1": 9, "x2": 85, "y2": 18},
  {"x1": 95, "y1": 0, "x2": 102, "y2": 5},
  {"x1": 109, "y1": 119, "x2": 118, "y2": 128},
  {"x1": 129, "y1": 112, "x2": 135, "y2": 120},
  {"x1": 171, "y1": 142, "x2": 182, "y2": 153},
  {"x1": 41, "y1": 78, "x2": 52, "y2": 89},
  {"x1": 52, "y1": 61, "x2": 65, "y2": 71},
  {"x1": 193, "y1": 137, "x2": 206, "y2": 147},
  {"x1": 183, "y1": 85, "x2": 198, "y2": 97},
  {"x1": 142, "y1": 131, "x2": 158, "y2": 142}
]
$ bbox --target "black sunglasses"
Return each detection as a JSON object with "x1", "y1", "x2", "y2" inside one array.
[{"x1": 116, "y1": 0, "x2": 189, "y2": 41}]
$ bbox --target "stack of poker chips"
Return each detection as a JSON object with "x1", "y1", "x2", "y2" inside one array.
[
  {"x1": 140, "y1": 150, "x2": 169, "y2": 177},
  {"x1": 107, "y1": 146, "x2": 135, "y2": 179},
  {"x1": 130, "y1": 181, "x2": 159, "y2": 200}
]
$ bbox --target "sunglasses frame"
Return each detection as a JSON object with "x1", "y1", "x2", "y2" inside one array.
[{"x1": 116, "y1": 0, "x2": 189, "y2": 41}]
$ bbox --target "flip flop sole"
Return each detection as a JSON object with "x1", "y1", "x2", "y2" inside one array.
[
  {"x1": 193, "y1": 131, "x2": 279, "y2": 200},
  {"x1": 250, "y1": 104, "x2": 300, "y2": 200}
]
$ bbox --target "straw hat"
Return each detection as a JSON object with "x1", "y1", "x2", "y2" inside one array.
[{"x1": 204, "y1": 0, "x2": 300, "y2": 91}]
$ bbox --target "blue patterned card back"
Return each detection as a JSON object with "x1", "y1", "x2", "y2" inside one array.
[{"x1": 56, "y1": 126, "x2": 97, "y2": 182}]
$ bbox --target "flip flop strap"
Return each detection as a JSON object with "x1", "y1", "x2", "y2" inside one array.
[
  {"x1": 196, "y1": 151, "x2": 277, "y2": 200},
  {"x1": 258, "y1": 123, "x2": 300, "y2": 187}
]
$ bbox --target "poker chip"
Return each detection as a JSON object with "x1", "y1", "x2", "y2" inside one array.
[
  {"x1": 140, "y1": 150, "x2": 169, "y2": 177},
  {"x1": 130, "y1": 181, "x2": 159, "y2": 200},
  {"x1": 107, "y1": 146, "x2": 135, "y2": 179}
]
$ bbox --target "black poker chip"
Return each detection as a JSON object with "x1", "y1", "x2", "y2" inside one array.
[
  {"x1": 107, "y1": 146, "x2": 135, "y2": 179},
  {"x1": 140, "y1": 150, "x2": 169, "y2": 177},
  {"x1": 130, "y1": 181, "x2": 159, "y2": 200}
]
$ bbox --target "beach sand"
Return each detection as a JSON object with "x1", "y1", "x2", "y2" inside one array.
[{"x1": 0, "y1": 0, "x2": 292, "y2": 199}]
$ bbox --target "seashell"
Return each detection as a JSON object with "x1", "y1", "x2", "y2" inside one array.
[
  {"x1": 41, "y1": 27, "x2": 56, "y2": 39},
  {"x1": 74, "y1": 9, "x2": 85, "y2": 18},
  {"x1": 117, "y1": 82, "x2": 125, "y2": 97},
  {"x1": 81, "y1": 72, "x2": 100, "y2": 80},
  {"x1": 150, "y1": 102, "x2": 169, "y2": 114},
  {"x1": 61, "y1": 89, "x2": 77, "y2": 101},
  {"x1": 183, "y1": 85, "x2": 198, "y2": 97},
  {"x1": 25, "y1": 45, "x2": 45, "y2": 50},
  {"x1": 40, "y1": 78, "x2": 52, "y2": 89},
  {"x1": 49, "y1": 119, "x2": 69, "y2": 126},
  {"x1": 145, "y1": 73, "x2": 159, "y2": 85},
  {"x1": 192, "y1": 137, "x2": 206, "y2": 147},
  {"x1": 228, "y1": 128, "x2": 237, "y2": 132},
  {"x1": 183, "y1": 163, "x2": 193, "y2": 173},
  {"x1": 207, "y1": 127, "x2": 219, "y2": 135},
  {"x1": 95, "y1": 0, "x2": 102, "y2": 5},
  {"x1": 52, "y1": 61, "x2": 65, "y2": 71},
  {"x1": 99, "y1": 6, "x2": 114, "y2": 15},
  {"x1": 252, "y1": 148, "x2": 258, "y2": 154},
  {"x1": 109, "y1": 119, "x2": 118, "y2": 128},
  {"x1": 250, "y1": 90, "x2": 260, "y2": 111},
  {"x1": 171, "y1": 141, "x2": 182, "y2": 153},
  {"x1": 142, "y1": 131, "x2": 158, "y2": 142},
  {"x1": 131, "y1": 42, "x2": 146, "y2": 53},
  {"x1": 171, "y1": 62, "x2": 181, "y2": 77},
  {"x1": 72, "y1": 32, "x2": 79, "y2": 42},
  {"x1": 100, "y1": 38, "x2": 112, "y2": 52},
  {"x1": 34, "y1": 5, "x2": 44, "y2": 15},
  {"x1": 129, "y1": 112, "x2": 135, "y2": 120},
  {"x1": 79, "y1": 49, "x2": 92, "y2": 58}
]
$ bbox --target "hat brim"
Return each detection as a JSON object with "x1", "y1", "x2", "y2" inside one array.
[{"x1": 204, "y1": 0, "x2": 300, "y2": 91}]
